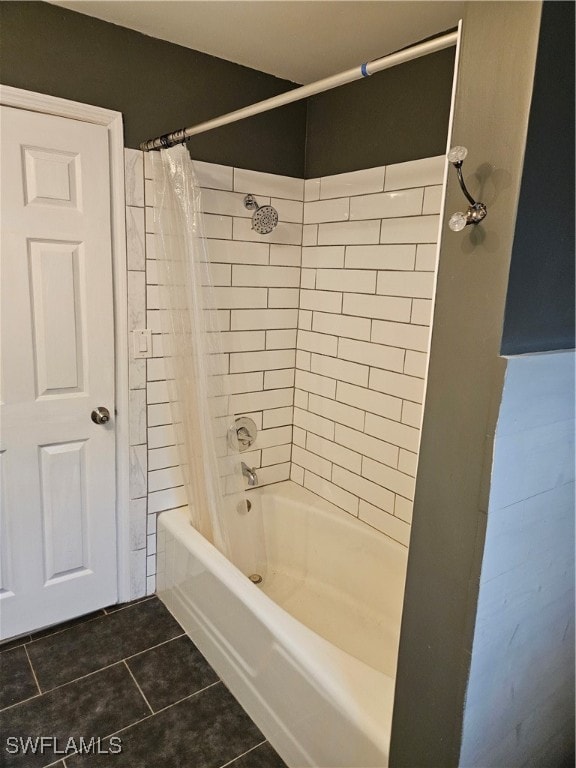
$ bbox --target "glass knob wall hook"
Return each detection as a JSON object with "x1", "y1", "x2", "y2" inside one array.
[
  {"x1": 449, "y1": 212, "x2": 468, "y2": 232},
  {"x1": 447, "y1": 146, "x2": 488, "y2": 230},
  {"x1": 447, "y1": 145, "x2": 468, "y2": 164}
]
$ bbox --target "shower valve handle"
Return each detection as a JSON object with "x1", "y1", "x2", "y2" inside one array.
[
  {"x1": 229, "y1": 416, "x2": 257, "y2": 452},
  {"x1": 237, "y1": 426, "x2": 252, "y2": 446}
]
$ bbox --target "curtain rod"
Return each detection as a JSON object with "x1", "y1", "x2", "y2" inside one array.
[{"x1": 140, "y1": 30, "x2": 458, "y2": 151}]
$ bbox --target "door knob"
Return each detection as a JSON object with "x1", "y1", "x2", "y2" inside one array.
[{"x1": 91, "y1": 406, "x2": 111, "y2": 424}]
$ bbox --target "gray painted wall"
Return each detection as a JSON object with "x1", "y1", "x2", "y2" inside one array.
[
  {"x1": 0, "y1": 2, "x2": 457, "y2": 181},
  {"x1": 502, "y1": 0, "x2": 575, "y2": 355},
  {"x1": 305, "y1": 46, "x2": 455, "y2": 178},
  {"x1": 0, "y1": 1, "x2": 307, "y2": 177},
  {"x1": 389, "y1": 4, "x2": 544, "y2": 765}
]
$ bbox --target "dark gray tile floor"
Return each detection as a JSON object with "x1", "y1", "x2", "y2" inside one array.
[{"x1": 0, "y1": 597, "x2": 287, "y2": 768}]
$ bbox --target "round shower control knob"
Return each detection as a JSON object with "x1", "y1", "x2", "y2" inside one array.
[{"x1": 91, "y1": 406, "x2": 111, "y2": 424}]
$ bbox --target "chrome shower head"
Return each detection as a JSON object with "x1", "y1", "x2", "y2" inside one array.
[
  {"x1": 243, "y1": 194, "x2": 278, "y2": 235},
  {"x1": 252, "y1": 205, "x2": 279, "y2": 235}
]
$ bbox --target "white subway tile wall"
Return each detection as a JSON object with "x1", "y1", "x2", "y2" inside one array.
[
  {"x1": 125, "y1": 148, "x2": 150, "y2": 599},
  {"x1": 136, "y1": 155, "x2": 303, "y2": 596},
  {"x1": 126, "y1": 150, "x2": 444, "y2": 593},
  {"x1": 291, "y1": 158, "x2": 443, "y2": 547}
]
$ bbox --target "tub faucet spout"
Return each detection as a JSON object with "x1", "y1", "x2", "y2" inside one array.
[{"x1": 241, "y1": 462, "x2": 258, "y2": 487}]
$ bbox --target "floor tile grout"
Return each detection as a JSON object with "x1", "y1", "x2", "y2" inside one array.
[
  {"x1": 0, "y1": 596, "x2": 159, "y2": 653},
  {"x1": 0, "y1": 658, "x2": 123, "y2": 714},
  {"x1": 2, "y1": 671, "x2": 223, "y2": 754},
  {"x1": 24, "y1": 643, "x2": 42, "y2": 696},
  {"x1": 121, "y1": 632, "x2": 187, "y2": 665},
  {"x1": 218, "y1": 738, "x2": 268, "y2": 768},
  {"x1": 123, "y1": 660, "x2": 154, "y2": 715},
  {"x1": 0, "y1": 690, "x2": 42, "y2": 712},
  {"x1": 102, "y1": 595, "x2": 155, "y2": 615},
  {"x1": 151, "y1": 680, "x2": 221, "y2": 717},
  {"x1": 25, "y1": 612, "x2": 107, "y2": 647},
  {"x1": 0, "y1": 635, "x2": 31, "y2": 653},
  {"x1": 44, "y1": 759, "x2": 68, "y2": 768},
  {"x1": 0, "y1": 632, "x2": 188, "y2": 710},
  {"x1": 76, "y1": 679, "x2": 223, "y2": 748},
  {"x1": 1, "y1": 677, "x2": 224, "y2": 764},
  {"x1": 0, "y1": 598, "x2": 285, "y2": 768}
]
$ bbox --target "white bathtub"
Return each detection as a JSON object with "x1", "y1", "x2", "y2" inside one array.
[{"x1": 157, "y1": 481, "x2": 407, "y2": 768}]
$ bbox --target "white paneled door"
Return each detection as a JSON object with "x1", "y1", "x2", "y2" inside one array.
[{"x1": 0, "y1": 105, "x2": 118, "y2": 639}]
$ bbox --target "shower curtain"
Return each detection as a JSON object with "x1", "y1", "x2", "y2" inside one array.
[{"x1": 152, "y1": 145, "x2": 246, "y2": 555}]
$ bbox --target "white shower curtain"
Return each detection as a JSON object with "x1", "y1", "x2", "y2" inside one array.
[{"x1": 152, "y1": 145, "x2": 246, "y2": 555}]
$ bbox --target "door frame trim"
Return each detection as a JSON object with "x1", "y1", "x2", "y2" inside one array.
[{"x1": 0, "y1": 85, "x2": 131, "y2": 602}]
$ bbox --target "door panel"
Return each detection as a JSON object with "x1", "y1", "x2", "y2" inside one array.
[
  {"x1": 29, "y1": 240, "x2": 86, "y2": 396},
  {"x1": 23, "y1": 145, "x2": 81, "y2": 208},
  {"x1": 0, "y1": 105, "x2": 118, "y2": 639},
  {"x1": 39, "y1": 440, "x2": 88, "y2": 582}
]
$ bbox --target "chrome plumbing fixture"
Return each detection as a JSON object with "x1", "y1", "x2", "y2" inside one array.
[
  {"x1": 447, "y1": 146, "x2": 488, "y2": 231},
  {"x1": 241, "y1": 462, "x2": 258, "y2": 487},
  {"x1": 228, "y1": 416, "x2": 257, "y2": 452},
  {"x1": 243, "y1": 194, "x2": 279, "y2": 234}
]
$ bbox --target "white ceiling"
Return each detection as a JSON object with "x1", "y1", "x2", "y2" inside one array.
[{"x1": 49, "y1": 1, "x2": 465, "y2": 84}]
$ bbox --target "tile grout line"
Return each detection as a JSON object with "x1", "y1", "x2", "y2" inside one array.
[
  {"x1": 103, "y1": 595, "x2": 155, "y2": 615},
  {"x1": 217, "y1": 738, "x2": 268, "y2": 768},
  {"x1": 84, "y1": 680, "x2": 222, "y2": 746},
  {"x1": 123, "y1": 660, "x2": 154, "y2": 715},
  {"x1": 44, "y1": 758, "x2": 68, "y2": 768},
  {"x1": 0, "y1": 691, "x2": 42, "y2": 713},
  {"x1": 143, "y1": 162, "x2": 154, "y2": 595},
  {"x1": 290, "y1": 189, "x2": 304, "y2": 483},
  {"x1": 25, "y1": 595, "x2": 156, "y2": 646},
  {"x1": 150, "y1": 679, "x2": 221, "y2": 717},
  {"x1": 24, "y1": 612, "x2": 107, "y2": 647},
  {"x1": 291, "y1": 474, "x2": 409, "y2": 545},
  {"x1": 23, "y1": 643, "x2": 42, "y2": 696},
  {"x1": 150, "y1": 168, "x2": 433, "y2": 564},
  {"x1": 0, "y1": 633, "x2": 187, "y2": 713},
  {"x1": 295, "y1": 434, "x2": 416, "y2": 479},
  {"x1": 0, "y1": 635, "x2": 31, "y2": 653}
]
